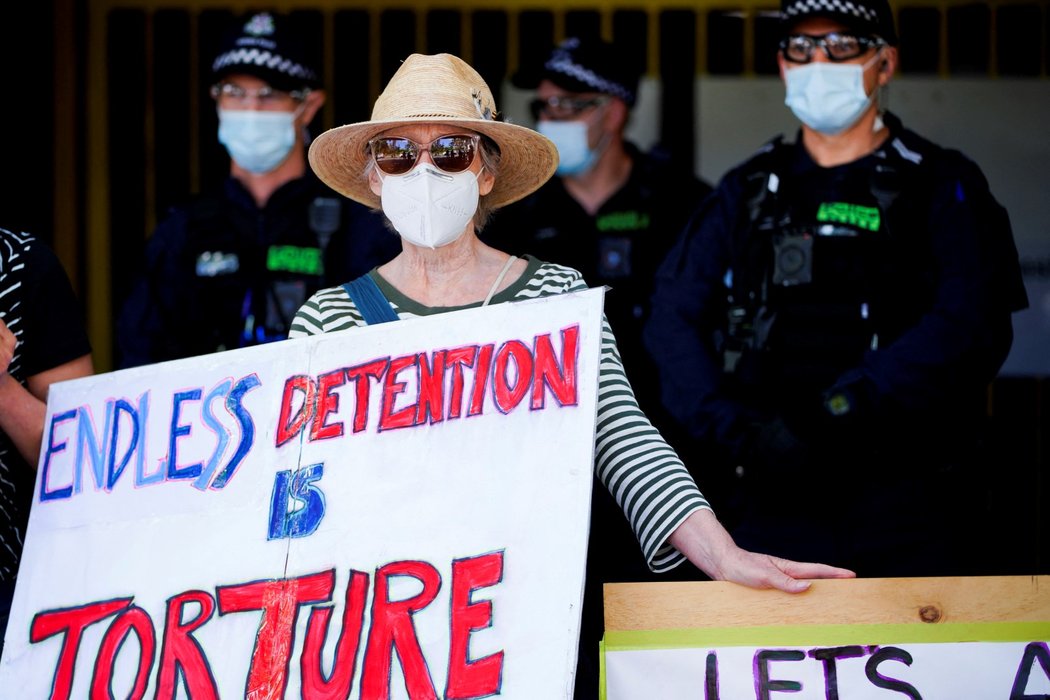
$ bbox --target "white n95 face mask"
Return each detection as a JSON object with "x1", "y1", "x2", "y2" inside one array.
[
  {"x1": 783, "y1": 52, "x2": 882, "y2": 135},
  {"x1": 379, "y1": 163, "x2": 481, "y2": 249},
  {"x1": 217, "y1": 109, "x2": 297, "y2": 174}
]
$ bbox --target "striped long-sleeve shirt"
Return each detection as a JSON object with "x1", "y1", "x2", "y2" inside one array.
[{"x1": 289, "y1": 255, "x2": 710, "y2": 571}]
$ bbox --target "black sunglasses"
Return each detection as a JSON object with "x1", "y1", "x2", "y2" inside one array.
[
  {"x1": 529, "y1": 95, "x2": 609, "y2": 121},
  {"x1": 369, "y1": 134, "x2": 480, "y2": 175},
  {"x1": 780, "y1": 32, "x2": 886, "y2": 63}
]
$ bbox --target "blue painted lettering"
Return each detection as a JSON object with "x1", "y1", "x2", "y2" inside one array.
[
  {"x1": 40, "y1": 409, "x2": 77, "y2": 502},
  {"x1": 267, "y1": 463, "x2": 326, "y2": 539},
  {"x1": 166, "y1": 390, "x2": 204, "y2": 481}
]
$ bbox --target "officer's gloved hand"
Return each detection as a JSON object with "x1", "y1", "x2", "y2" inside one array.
[
  {"x1": 738, "y1": 416, "x2": 811, "y2": 481},
  {"x1": 821, "y1": 376, "x2": 878, "y2": 449}
]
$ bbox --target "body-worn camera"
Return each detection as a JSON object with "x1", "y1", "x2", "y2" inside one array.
[{"x1": 772, "y1": 232, "x2": 813, "y2": 286}]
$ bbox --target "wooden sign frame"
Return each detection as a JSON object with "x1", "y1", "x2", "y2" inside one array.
[{"x1": 602, "y1": 576, "x2": 1050, "y2": 698}]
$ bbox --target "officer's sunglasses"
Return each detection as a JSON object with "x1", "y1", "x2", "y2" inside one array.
[
  {"x1": 210, "y1": 82, "x2": 309, "y2": 106},
  {"x1": 369, "y1": 134, "x2": 480, "y2": 176},
  {"x1": 530, "y1": 95, "x2": 609, "y2": 121},
  {"x1": 779, "y1": 32, "x2": 886, "y2": 63}
]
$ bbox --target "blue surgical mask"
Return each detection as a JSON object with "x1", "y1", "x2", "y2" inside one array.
[
  {"x1": 538, "y1": 120, "x2": 601, "y2": 176},
  {"x1": 783, "y1": 52, "x2": 881, "y2": 135},
  {"x1": 217, "y1": 109, "x2": 298, "y2": 174}
]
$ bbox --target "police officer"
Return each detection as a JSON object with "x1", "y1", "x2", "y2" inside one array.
[
  {"x1": 484, "y1": 37, "x2": 712, "y2": 408},
  {"x1": 118, "y1": 11, "x2": 399, "y2": 367},
  {"x1": 645, "y1": 0, "x2": 1028, "y2": 577}
]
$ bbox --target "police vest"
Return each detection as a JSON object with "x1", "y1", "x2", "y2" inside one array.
[
  {"x1": 182, "y1": 194, "x2": 340, "y2": 353},
  {"x1": 721, "y1": 136, "x2": 938, "y2": 396}
]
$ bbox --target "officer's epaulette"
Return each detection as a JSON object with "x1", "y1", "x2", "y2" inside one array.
[
  {"x1": 736, "y1": 134, "x2": 792, "y2": 183},
  {"x1": 730, "y1": 134, "x2": 796, "y2": 188},
  {"x1": 181, "y1": 194, "x2": 229, "y2": 226},
  {"x1": 744, "y1": 134, "x2": 789, "y2": 167},
  {"x1": 877, "y1": 112, "x2": 950, "y2": 171},
  {"x1": 732, "y1": 136, "x2": 794, "y2": 232},
  {"x1": 172, "y1": 195, "x2": 236, "y2": 248}
]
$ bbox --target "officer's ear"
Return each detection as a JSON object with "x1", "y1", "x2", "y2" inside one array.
[
  {"x1": 776, "y1": 51, "x2": 790, "y2": 80},
  {"x1": 298, "y1": 88, "x2": 327, "y2": 127},
  {"x1": 876, "y1": 48, "x2": 898, "y2": 85},
  {"x1": 603, "y1": 98, "x2": 630, "y2": 133}
]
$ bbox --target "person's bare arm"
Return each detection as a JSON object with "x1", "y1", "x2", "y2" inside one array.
[
  {"x1": 0, "y1": 319, "x2": 93, "y2": 468},
  {"x1": 669, "y1": 509, "x2": 856, "y2": 593}
]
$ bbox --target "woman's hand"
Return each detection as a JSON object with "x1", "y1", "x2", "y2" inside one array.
[{"x1": 669, "y1": 509, "x2": 855, "y2": 593}]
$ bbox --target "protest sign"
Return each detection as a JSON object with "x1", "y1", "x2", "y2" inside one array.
[
  {"x1": 0, "y1": 288, "x2": 606, "y2": 699},
  {"x1": 602, "y1": 576, "x2": 1050, "y2": 699}
]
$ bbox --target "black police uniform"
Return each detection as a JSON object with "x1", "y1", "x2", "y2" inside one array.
[
  {"x1": 645, "y1": 112, "x2": 1028, "y2": 576},
  {"x1": 118, "y1": 172, "x2": 399, "y2": 368}
]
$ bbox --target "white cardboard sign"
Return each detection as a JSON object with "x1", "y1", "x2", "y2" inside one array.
[
  {"x1": 0, "y1": 288, "x2": 605, "y2": 699},
  {"x1": 605, "y1": 640, "x2": 1050, "y2": 699}
]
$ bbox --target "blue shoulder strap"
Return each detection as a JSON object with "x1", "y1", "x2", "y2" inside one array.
[{"x1": 342, "y1": 274, "x2": 399, "y2": 325}]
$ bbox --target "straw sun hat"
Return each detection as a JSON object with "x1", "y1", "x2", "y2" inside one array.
[{"x1": 309, "y1": 53, "x2": 560, "y2": 210}]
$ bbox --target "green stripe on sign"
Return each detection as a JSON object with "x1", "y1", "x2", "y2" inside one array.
[{"x1": 603, "y1": 621, "x2": 1050, "y2": 650}]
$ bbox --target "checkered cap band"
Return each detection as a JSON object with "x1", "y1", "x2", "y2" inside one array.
[
  {"x1": 544, "y1": 38, "x2": 636, "y2": 104},
  {"x1": 781, "y1": 0, "x2": 897, "y2": 43},
  {"x1": 211, "y1": 12, "x2": 322, "y2": 90},
  {"x1": 212, "y1": 48, "x2": 318, "y2": 84},
  {"x1": 783, "y1": 0, "x2": 878, "y2": 23}
]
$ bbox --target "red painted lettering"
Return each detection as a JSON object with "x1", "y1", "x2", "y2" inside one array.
[
  {"x1": 361, "y1": 560, "x2": 442, "y2": 700},
  {"x1": 493, "y1": 341, "x2": 533, "y2": 413},
  {"x1": 275, "y1": 375, "x2": 315, "y2": 447},
  {"x1": 30, "y1": 598, "x2": 131, "y2": 700},
  {"x1": 155, "y1": 590, "x2": 218, "y2": 700},
  {"x1": 469, "y1": 345, "x2": 494, "y2": 417},
  {"x1": 416, "y1": 350, "x2": 446, "y2": 425},
  {"x1": 216, "y1": 570, "x2": 334, "y2": 700},
  {"x1": 445, "y1": 346, "x2": 478, "y2": 420},
  {"x1": 300, "y1": 570, "x2": 371, "y2": 699},
  {"x1": 379, "y1": 355, "x2": 418, "y2": 431},
  {"x1": 28, "y1": 555, "x2": 509, "y2": 698},
  {"x1": 531, "y1": 326, "x2": 579, "y2": 409},
  {"x1": 91, "y1": 606, "x2": 154, "y2": 700},
  {"x1": 446, "y1": 551, "x2": 505, "y2": 699},
  {"x1": 311, "y1": 369, "x2": 347, "y2": 441},
  {"x1": 346, "y1": 359, "x2": 388, "y2": 433}
]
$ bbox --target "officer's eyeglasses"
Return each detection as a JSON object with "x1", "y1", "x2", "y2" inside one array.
[
  {"x1": 369, "y1": 134, "x2": 481, "y2": 175},
  {"x1": 779, "y1": 32, "x2": 886, "y2": 63},
  {"x1": 530, "y1": 95, "x2": 609, "y2": 121},
  {"x1": 210, "y1": 82, "x2": 309, "y2": 109}
]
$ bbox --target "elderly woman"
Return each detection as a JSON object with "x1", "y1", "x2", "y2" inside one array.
[{"x1": 292, "y1": 54, "x2": 851, "y2": 588}]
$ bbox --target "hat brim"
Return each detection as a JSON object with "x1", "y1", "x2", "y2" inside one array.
[
  {"x1": 213, "y1": 64, "x2": 321, "y2": 93},
  {"x1": 309, "y1": 117, "x2": 559, "y2": 210}
]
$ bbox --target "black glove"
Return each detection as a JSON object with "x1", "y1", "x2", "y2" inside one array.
[
  {"x1": 820, "y1": 376, "x2": 879, "y2": 450},
  {"x1": 822, "y1": 373, "x2": 877, "y2": 418},
  {"x1": 739, "y1": 415, "x2": 811, "y2": 478}
]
